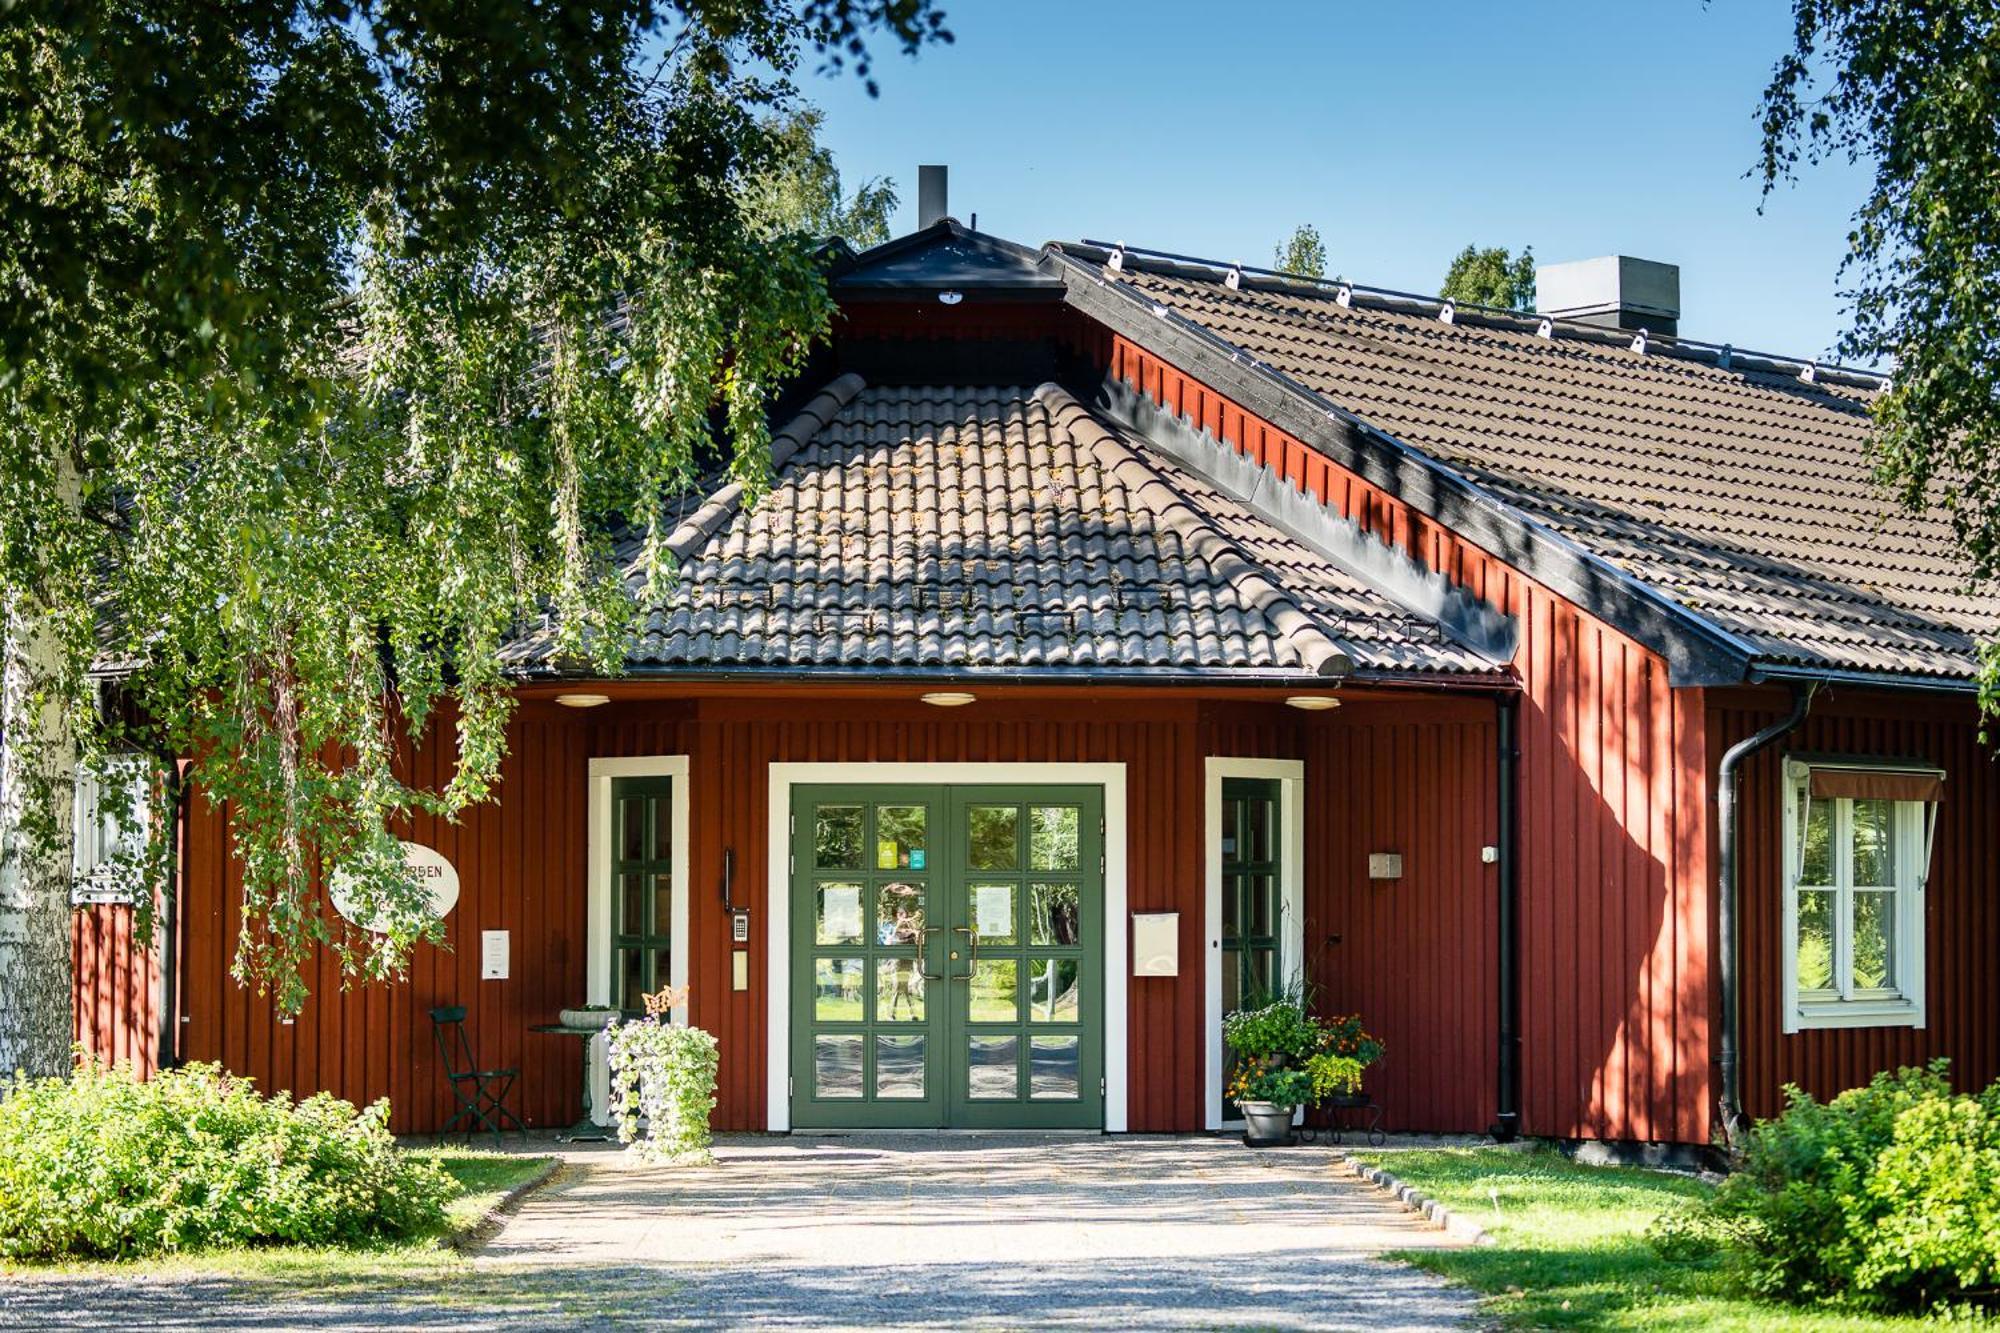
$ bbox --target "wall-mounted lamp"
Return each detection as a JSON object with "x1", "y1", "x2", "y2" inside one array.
[
  {"x1": 920, "y1": 691, "x2": 977, "y2": 707},
  {"x1": 1284, "y1": 695, "x2": 1341, "y2": 712},
  {"x1": 555, "y1": 692, "x2": 611, "y2": 708}
]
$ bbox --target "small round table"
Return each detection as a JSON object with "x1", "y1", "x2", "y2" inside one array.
[{"x1": 531, "y1": 1024, "x2": 613, "y2": 1143}]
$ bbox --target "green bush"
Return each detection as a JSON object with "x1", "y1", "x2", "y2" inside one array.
[
  {"x1": 1703, "y1": 1062, "x2": 2000, "y2": 1314},
  {"x1": 0, "y1": 1060, "x2": 454, "y2": 1259}
]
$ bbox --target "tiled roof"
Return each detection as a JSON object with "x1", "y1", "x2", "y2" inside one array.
[
  {"x1": 1113, "y1": 264, "x2": 1995, "y2": 680},
  {"x1": 502, "y1": 377, "x2": 1498, "y2": 678}
]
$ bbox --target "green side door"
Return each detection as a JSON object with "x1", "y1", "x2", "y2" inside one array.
[{"x1": 789, "y1": 783, "x2": 1104, "y2": 1130}]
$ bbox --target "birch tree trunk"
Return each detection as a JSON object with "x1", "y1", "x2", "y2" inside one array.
[{"x1": 0, "y1": 453, "x2": 80, "y2": 1081}]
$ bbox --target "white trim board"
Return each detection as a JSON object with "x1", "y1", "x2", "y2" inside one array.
[
  {"x1": 765, "y1": 761, "x2": 1129, "y2": 1134},
  {"x1": 1203, "y1": 758, "x2": 1306, "y2": 1131}
]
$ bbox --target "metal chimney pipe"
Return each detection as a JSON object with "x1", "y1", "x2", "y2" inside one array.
[{"x1": 917, "y1": 165, "x2": 948, "y2": 229}]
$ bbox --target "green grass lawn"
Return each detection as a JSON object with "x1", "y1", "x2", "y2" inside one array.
[
  {"x1": 0, "y1": 1147, "x2": 558, "y2": 1289},
  {"x1": 1355, "y1": 1147, "x2": 1937, "y2": 1331}
]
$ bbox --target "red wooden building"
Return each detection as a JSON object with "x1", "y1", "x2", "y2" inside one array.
[{"x1": 74, "y1": 210, "x2": 1999, "y2": 1147}]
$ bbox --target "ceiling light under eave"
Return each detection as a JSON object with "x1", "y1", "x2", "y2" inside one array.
[
  {"x1": 920, "y1": 691, "x2": 977, "y2": 708},
  {"x1": 555, "y1": 692, "x2": 611, "y2": 709},
  {"x1": 1284, "y1": 695, "x2": 1341, "y2": 712}
]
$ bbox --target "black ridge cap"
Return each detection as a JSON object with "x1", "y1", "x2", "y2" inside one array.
[
  {"x1": 1037, "y1": 243, "x2": 1763, "y2": 687},
  {"x1": 1065, "y1": 239, "x2": 1887, "y2": 391},
  {"x1": 830, "y1": 217, "x2": 1062, "y2": 294}
]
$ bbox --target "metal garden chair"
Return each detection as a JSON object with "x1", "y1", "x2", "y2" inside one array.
[{"x1": 429, "y1": 1005, "x2": 527, "y2": 1146}]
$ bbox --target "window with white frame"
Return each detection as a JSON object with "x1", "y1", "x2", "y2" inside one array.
[
  {"x1": 72, "y1": 754, "x2": 152, "y2": 905},
  {"x1": 1782, "y1": 758, "x2": 1941, "y2": 1031}
]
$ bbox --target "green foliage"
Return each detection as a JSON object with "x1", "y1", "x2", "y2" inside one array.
[
  {"x1": 1441, "y1": 244, "x2": 1537, "y2": 312},
  {"x1": 1223, "y1": 995, "x2": 1383, "y2": 1108},
  {"x1": 1647, "y1": 1199, "x2": 1749, "y2": 1263},
  {"x1": 0, "y1": 1060, "x2": 452, "y2": 1259},
  {"x1": 605, "y1": 1018, "x2": 720, "y2": 1163},
  {"x1": 742, "y1": 106, "x2": 899, "y2": 247},
  {"x1": 1363, "y1": 1147, "x2": 1915, "y2": 1331},
  {"x1": 1303, "y1": 1051, "x2": 1365, "y2": 1099},
  {"x1": 1703, "y1": 1062, "x2": 2000, "y2": 1314},
  {"x1": 1273, "y1": 223, "x2": 1328, "y2": 280},
  {"x1": 1759, "y1": 2, "x2": 2000, "y2": 714},
  {"x1": 1226, "y1": 1056, "x2": 1313, "y2": 1108},
  {"x1": 1221, "y1": 995, "x2": 1323, "y2": 1063},
  {"x1": 0, "y1": 1, "x2": 950, "y2": 1019},
  {"x1": 1319, "y1": 1011, "x2": 1385, "y2": 1067}
]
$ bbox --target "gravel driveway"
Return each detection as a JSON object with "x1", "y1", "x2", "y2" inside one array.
[{"x1": 0, "y1": 1134, "x2": 1477, "y2": 1330}]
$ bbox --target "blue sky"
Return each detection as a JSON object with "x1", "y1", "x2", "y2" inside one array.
[{"x1": 806, "y1": 0, "x2": 1872, "y2": 363}]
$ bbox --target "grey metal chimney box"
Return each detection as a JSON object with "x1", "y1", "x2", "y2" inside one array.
[
  {"x1": 1536, "y1": 255, "x2": 1680, "y2": 337},
  {"x1": 917, "y1": 165, "x2": 948, "y2": 229}
]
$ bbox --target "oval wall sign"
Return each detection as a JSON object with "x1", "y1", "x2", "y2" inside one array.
[{"x1": 329, "y1": 840, "x2": 461, "y2": 934}]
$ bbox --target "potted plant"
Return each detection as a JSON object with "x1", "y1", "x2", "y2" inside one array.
[
  {"x1": 604, "y1": 986, "x2": 719, "y2": 1163},
  {"x1": 1305, "y1": 1014, "x2": 1384, "y2": 1108},
  {"x1": 1222, "y1": 994, "x2": 1325, "y2": 1146},
  {"x1": 1226, "y1": 1056, "x2": 1313, "y2": 1145}
]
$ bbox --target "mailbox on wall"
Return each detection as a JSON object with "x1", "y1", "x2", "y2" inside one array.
[{"x1": 1131, "y1": 912, "x2": 1179, "y2": 976}]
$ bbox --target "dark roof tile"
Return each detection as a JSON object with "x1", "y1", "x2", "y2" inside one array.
[
  {"x1": 1120, "y1": 264, "x2": 1995, "y2": 678},
  {"x1": 503, "y1": 380, "x2": 1498, "y2": 679}
]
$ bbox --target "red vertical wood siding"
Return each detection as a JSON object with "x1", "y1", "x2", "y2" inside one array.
[
  {"x1": 1716, "y1": 687, "x2": 2000, "y2": 1119},
  {"x1": 89, "y1": 691, "x2": 1509, "y2": 1135},
  {"x1": 1100, "y1": 335, "x2": 1711, "y2": 1142},
  {"x1": 169, "y1": 711, "x2": 592, "y2": 1132},
  {"x1": 72, "y1": 903, "x2": 158, "y2": 1075},
  {"x1": 1206, "y1": 700, "x2": 1505, "y2": 1132}
]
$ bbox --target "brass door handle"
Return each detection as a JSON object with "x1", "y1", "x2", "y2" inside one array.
[{"x1": 915, "y1": 925, "x2": 944, "y2": 982}]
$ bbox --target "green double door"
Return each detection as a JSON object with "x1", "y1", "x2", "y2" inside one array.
[{"x1": 790, "y1": 784, "x2": 1104, "y2": 1129}]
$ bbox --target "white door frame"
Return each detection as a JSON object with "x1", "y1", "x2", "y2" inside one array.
[
  {"x1": 766, "y1": 761, "x2": 1129, "y2": 1133},
  {"x1": 587, "y1": 756, "x2": 691, "y2": 1025},
  {"x1": 1203, "y1": 757, "x2": 1306, "y2": 1130}
]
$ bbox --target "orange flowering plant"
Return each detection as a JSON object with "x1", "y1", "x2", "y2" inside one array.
[
  {"x1": 1225, "y1": 1056, "x2": 1313, "y2": 1108},
  {"x1": 1318, "y1": 1014, "x2": 1384, "y2": 1067},
  {"x1": 1304, "y1": 1014, "x2": 1384, "y2": 1100}
]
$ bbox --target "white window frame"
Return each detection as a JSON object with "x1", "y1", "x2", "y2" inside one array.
[
  {"x1": 1203, "y1": 758, "x2": 1305, "y2": 1131},
  {"x1": 587, "y1": 756, "x2": 691, "y2": 1026},
  {"x1": 72, "y1": 753, "x2": 153, "y2": 905},
  {"x1": 1780, "y1": 758, "x2": 1929, "y2": 1033}
]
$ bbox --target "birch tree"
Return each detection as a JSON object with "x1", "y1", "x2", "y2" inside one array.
[
  {"x1": 0, "y1": 0, "x2": 949, "y2": 1076},
  {"x1": 1759, "y1": 0, "x2": 2000, "y2": 714}
]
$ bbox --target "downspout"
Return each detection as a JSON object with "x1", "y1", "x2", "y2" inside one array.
[
  {"x1": 1716, "y1": 681, "x2": 1815, "y2": 1147},
  {"x1": 1489, "y1": 693, "x2": 1522, "y2": 1141}
]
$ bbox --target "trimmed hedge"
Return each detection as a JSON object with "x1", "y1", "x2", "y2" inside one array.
[{"x1": 0, "y1": 1060, "x2": 453, "y2": 1259}]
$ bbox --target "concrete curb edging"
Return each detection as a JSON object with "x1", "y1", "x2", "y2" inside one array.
[
  {"x1": 451, "y1": 1158, "x2": 567, "y2": 1253},
  {"x1": 1335, "y1": 1152, "x2": 1496, "y2": 1247}
]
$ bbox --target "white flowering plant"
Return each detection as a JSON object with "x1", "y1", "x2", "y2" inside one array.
[{"x1": 604, "y1": 996, "x2": 718, "y2": 1164}]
